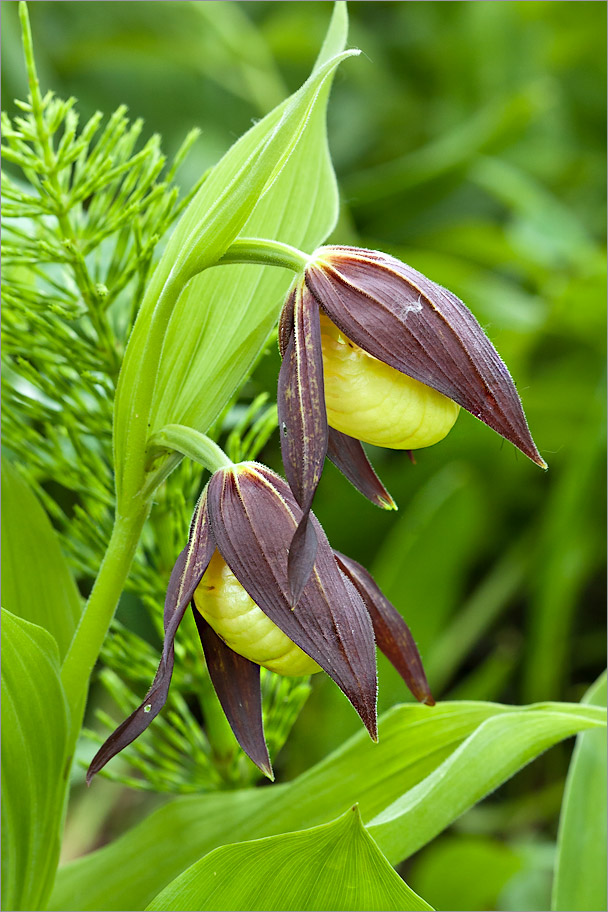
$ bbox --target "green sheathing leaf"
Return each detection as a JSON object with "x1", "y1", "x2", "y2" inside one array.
[
  {"x1": 367, "y1": 704, "x2": 606, "y2": 865},
  {"x1": 114, "y1": 5, "x2": 354, "y2": 504},
  {"x1": 1, "y1": 458, "x2": 81, "y2": 660},
  {"x1": 149, "y1": 70, "x2": 342, "y2": 443},
  {"x1": 1, "y1": 609, "x2": 70, "y2": 912},
  {"x1": 146, "y1": 807, "x2": 432, "y2": 912},
  {"x1": 552, "y1": 673, "x2": 608, "y2": 912},
  {"x1": 50, "y1": 700, "x2": 604, "y2": 912}
]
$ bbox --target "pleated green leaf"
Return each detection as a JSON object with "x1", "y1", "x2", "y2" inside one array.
[
  {"x1": 145, "y1": 806, "x2": 432, "y2": 912},
  {"x1": 367, "y1": 703, "x2": 606, "y2": 865},
  {"x1": 1, "y1": 457, "x2": 81, "y2": 660},
  {"x1": 1, "y1": 609, "x2": 70, "y2": 912},
  {"x1": 552, "y1": 672, "x2": 608, "y2": 912},
  {"x1": 50, "y1": 700, "x2": 604, "y2": 912},
  {"x1": 114, "y1": 3, "x2": 354, "y2": 505}
]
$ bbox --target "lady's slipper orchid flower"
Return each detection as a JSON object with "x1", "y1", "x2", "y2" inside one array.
[
  {"x1": 278, "y1": 245, "x2": 546, "y2": 600},
  {"x1": 87, "y1": 462, "x2": 432, "y2": 783}
]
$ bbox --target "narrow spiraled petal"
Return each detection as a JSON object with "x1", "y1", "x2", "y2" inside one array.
[
  {"x1": 192, "y1": 608, "x2": 273, "y2": 779},
  {"x1": 277, "y1": 284, "x2": 329, "y2": 601},
  {"x1": 206, "y1": 463, "x2": 378, "y2": 739},
  {"x1": 327, "y1": 427, "x2": 396, "y2": 510},
  {"x1": 334, "y1": 551, "x2": 434, "y2": 706},
  {"x1": 87, "y1": 493, "x2": 214, "y2": 784},
  {"x1": 306, "y1": 246, "x2": 546, "y2": 468}
]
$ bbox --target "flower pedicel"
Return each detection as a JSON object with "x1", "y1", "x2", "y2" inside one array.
[{"x1": 87, "y1": 462, "x2": 432, "y2": 783}]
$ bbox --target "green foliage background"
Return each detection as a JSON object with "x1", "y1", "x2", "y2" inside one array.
[{"x1": 2, "y1": 2, "x2": 606, "y2": 910}]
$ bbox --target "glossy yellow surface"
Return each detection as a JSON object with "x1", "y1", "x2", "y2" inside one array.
[
  {"x1": 194, "y1": 551, "x2": 321, "y2": 676},
  {"x1": 320, "y1": 313, "x2": 459, "y2": 449}
]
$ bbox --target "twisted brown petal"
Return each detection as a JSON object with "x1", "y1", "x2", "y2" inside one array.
[
  {"x1": 87, "y1": 493, "x2": 215, "y2": 784},
  {"x1": 306, "y1": 246, "x2": 546, "y2": 468},
  {"x1": 334, "y1": 550, "x2": 434, "y2": 706},
  {"x1": 192, "y1": 608, "x2": 273, "y2": 779},
  {"x1": 278, "y1": 285, "x2": 296, "y2": 358},
  {"x1": 327, "y1": 427, "x2": 396, "y2": 510},
  {"x1": 277, "y1": 283, "x2": 329, "y2": 602},
  {"x1": 206, "y1": 463, "x2": 378, "y2": 739}
]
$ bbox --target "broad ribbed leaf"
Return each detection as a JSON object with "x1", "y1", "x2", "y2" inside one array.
[
  {"x1": 306, "y1": 246, "x2": 545, "y2": 467},
  {"x1": 367, "y1": 704, "x2": 606, "y2": 865},
  {"x1": 87, "y1": 496, "x2": 214, "y2": 783},
  {"x1": 146, "y1": 807, "x2": 433, "y2": 912},
  {"x1": 335, "y1": 551, "x2": 433, "y2": 705},
  {"x1": 207, "y1": 463, "x2": 378, "y2": 738},
  {"x1": 552, "y1": 673, "x2": 607, "y2": 912},
  {"x1": 1, "y1": 609, "x2": 69, "y2": 912},
  {"x1": 193, "y1": 610, "x2": 272, "y2": 779},
  {"x1": 327, "y1": 427, "x2": 396, "y2": 509},
  {"x1": 114, "y1": 4, "x2": 355, "y2": 506},
  {"x1": 50, "y1": 700, "x2": 601, "y2": 912},
  {"x1": 1, "y1": 457, "x2": 81, "y2": 659}
]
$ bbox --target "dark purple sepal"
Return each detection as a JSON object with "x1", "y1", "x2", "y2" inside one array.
[
  {"x1": 277, "y1": 284, "x2": 329, "y2": 599},
  {"x1": 207, "y1": 464, "x2": 378, "y2": 740},
  {"x1": 86, "y1": 494, "x2": 215, "y2": 785},
  {"x1": 327, "y1": 427, "x2": 397, "y2": 510},
  {"x1": 286, "y1": 510, "x2": 318, "y2": 607},
  {"x1": 306, "y1": 247, "x2": 546, "y2": 469},
  {"x1": 192, "y1": 608, "x2": 273, "y2": 780},
  {"x1": 334, "y1": 550, "x2": 434, "y2": 707},
  {"x1": 278, "y1": 284, "x2": 296, "y2": 358}
]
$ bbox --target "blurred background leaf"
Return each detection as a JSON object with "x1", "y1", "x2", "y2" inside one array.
[{"x1": 552, "y1": 673, "x2": 608, "y2": 912}]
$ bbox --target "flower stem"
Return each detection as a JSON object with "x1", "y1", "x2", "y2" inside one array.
[
  {"x1": 217, "y1": 237, "x2": 310, "y2": 272},
  {"x1": 61, "y1": 504, "x2": 149, "y2": 742}
]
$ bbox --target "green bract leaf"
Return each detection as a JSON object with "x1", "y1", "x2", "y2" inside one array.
[
  {"x1": 145, "y1": 806, "x2": 432, "y2": 912},
  {"x1": 1, "y1": 609, "x2": 70, "y2": 912},
  {"x1": 366, "y1": 703, "x2": 606, "y2": 865},
  {"x1": 552, "y1": 672, "x2": 608, "y2": 912},
  {"x1": 114, "y1": 3, "x2": 355, "y2": 507},
  {"x1": 50, "y1": 700, "x2": 603, "y2": 912},
  {"x1": 1, "y1": 457, "x2": 81, "y2": 659}
]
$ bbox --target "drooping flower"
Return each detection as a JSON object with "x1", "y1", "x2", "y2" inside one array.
[
  {"x1": 87, "y1": 462, "x2": 432, "y2": 783},
  {"x1": 278, "y1": 245, "x2": 546, "y2": 600}
]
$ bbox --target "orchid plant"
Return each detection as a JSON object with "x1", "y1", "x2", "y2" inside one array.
[{"x1": 2, "y1": 4, "x2": 605, "y2": 912}]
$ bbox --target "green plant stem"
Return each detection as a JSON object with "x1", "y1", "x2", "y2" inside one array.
[
  {"x1": 216, "y1": 237, "x2": 311, "y2": 272},
  {"x1": 61, "y1": 504, "x2": 149, "y2": 741},
  {"x1": 121, "y1": 236, "x2": 308, "y2": 506},
  {"x1": 143, "y1": 425, "x2": 233, "y2": 500}
]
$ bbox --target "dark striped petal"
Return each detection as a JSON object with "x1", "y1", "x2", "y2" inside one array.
[
  {"x1": 327, "y1": 427, "x2": 396, "y2": 510},
  {"x1": 334, "y1": 550, "x2": 434, "y2": 706},
  {"x1": 277, "y1": 283, "x2": 329, "y2": 601},
  {"x1": 192, "y1": 608, "x2": 272, "y2": 780},
  {"x1": 206, "y1": 463, "x2": 378, "y2": 739},
  {"x1": 286, "y1": 513, "x2": 319, "y2": 608},
  {"x1": 87, "y1": 493, "x2": 214, "y2": 784},
  {"x1": 306, "y1": 246, "x2": 546, "y2": 468}
]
